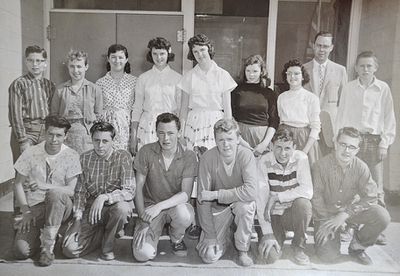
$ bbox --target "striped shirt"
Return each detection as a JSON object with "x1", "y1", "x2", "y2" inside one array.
[
  {"x1": 258, "y1": 150, "x2": 313, "y2": 215},
  {"x1": 73, "y1": 149, "x2": 136, "y2": 215},
  {"x1": 8, "y1": 73, "x2": 55, "y2": 143},
  {"x1": 311, "y1": 153, "x2": 378, "y2": 221}
]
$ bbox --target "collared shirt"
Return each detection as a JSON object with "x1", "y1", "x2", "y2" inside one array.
[
  {"x1": 277, "y1": 87, "x2": 321, "y2": 140},
  {"x1": 177, "y1": 60, "x2": 237, "y2": 111},
  {"x1": 197, "y1": 145, "x2": 257, "y2": 240},
  {"x1": 134, "y1": 142, "x2": 197, "y2": 206},
  {"x1": 336, "y1": 78, "x2": 396, "y2": 149},
  {"x1": 51, "y1": 79, "x2": 103, "y2": 123},
  {"x1": 14, "y1": 141, "x2": 81, "y2": 206},
  {"x1": 132, "y1": 65, "x2": 182, "y2": 122},
  {"x1": 73, "y1": 149, "x2": 136, "y2": 214},
  {"x1": 8, "y1": 73, "x2": 56, "y2": 143},
  {"x1": 258, "y1": 150, "x2": 313, "y2": 215},
  {"x1": 311, "y1": 153, "x2": 378, "y2": 220},
  {"x1": 312, "y1": 59, "x2": 328, "y2": 97}
]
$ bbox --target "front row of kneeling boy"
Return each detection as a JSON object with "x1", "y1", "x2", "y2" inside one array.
[{"x1": 13, "y1": 113, "x2": 390, "y2": 267}]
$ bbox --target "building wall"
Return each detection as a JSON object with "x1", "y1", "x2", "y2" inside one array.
[
  {"x1": 0, "y1": 0, "x2": 22, "y2": 183},
  {"x1": 358, "y1": 0, "x2": 400, "y2": 191}
]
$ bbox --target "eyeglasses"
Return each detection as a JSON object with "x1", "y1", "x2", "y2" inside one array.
[
  {"x1": 338, "y1": 142, "x2": 359, "y2": 152},
  {"x1": 26, "y1": 58, "x2": 46, "y2": 64},
  {"x1": 286, "y1": 71, "x2": 302, "y2": 77},
  {"x1": 315, "y1": 43, "x2": 332, "y2": 50}
]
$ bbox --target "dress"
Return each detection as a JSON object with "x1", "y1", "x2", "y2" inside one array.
[
  {"x1": 51, "y1": 79, "x2": 103, "y2": 154},
  {"x1": 277, "y1": 87, "x2": 321, "y2": 164},
  {"x1": 231, "y1": 83, "x2": 279, "y2": 148},
  {"x1": 177, "y1": 60, "x2": 237, "y2": 150},
  {"x1": 132, "y1": 65, "x2": 181, "y2": 150},
  {"x1": 96, "y1": 72, "x2": 137, "y2": 150}
]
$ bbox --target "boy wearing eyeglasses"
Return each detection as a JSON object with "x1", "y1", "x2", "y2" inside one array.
[
  {"x1": 9, "y1": 45, "x2": 56, "y2": 162},
  {"x1": 312, "y1": 127, "x2": 390, "y2": 265}
]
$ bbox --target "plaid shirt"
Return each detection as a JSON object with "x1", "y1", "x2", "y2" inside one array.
[
  {"x1": 73, "y1": 149, "x2": 135, "y2": 216},
  {"x1": 8, "y1": 73, "x2": 55, "y2": 143}
]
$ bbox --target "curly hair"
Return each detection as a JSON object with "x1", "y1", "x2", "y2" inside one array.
[
  {"x1": 187, "y1": 34, "x2": 215, "y2": 61},
  {"x1": 281, "y1": 59, "x2": 310, "y2": 86},
  {"x1": 106, "y1": 44, "x2": 131, "y2": 73},
  {"x1": 213, "y1": 118, "x2": 240, "y2": 138},
  {"x1": 146, "y1": 37, "x2": 175, "y2": 63},
  {"x1": 67, "y1": 49, "x2": 88, "y2": 65},
  {"x1": 242, "y1": 54, "x2": 271, "y2": 88}
]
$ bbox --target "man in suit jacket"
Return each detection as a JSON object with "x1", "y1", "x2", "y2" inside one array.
[{"x1": 304, "y1": 31, "x2": 347, "y2": 155}]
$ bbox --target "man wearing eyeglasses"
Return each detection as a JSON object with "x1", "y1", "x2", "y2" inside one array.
[
  {"x1": 303, "y1": 31, "x2": 348, "y2": 155},
  {"x1": 312, "y1": 127, "x2": 390, "y2": 265},
  {"x1": 9, "y1": 45, "x2": 56, "y2": 162}
]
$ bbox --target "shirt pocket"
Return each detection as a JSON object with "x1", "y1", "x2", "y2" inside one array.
[{"x1": 325, "y1": 82, "x2": 340, "y2": 103}]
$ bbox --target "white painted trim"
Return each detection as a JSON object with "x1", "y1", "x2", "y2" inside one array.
[
  {"x1": 181, "y1": 0, "x2": 194, "y2": 73},
  {"x1": 50, "y1": 9, "x2": 183, "y2": 15},
  {"x1": 346, "y1": 0, "x2": 363, "y2": 80},
  {"x1": 43, "y1": 0, "x2": 53, "y2": 79},
  {"x1": 267, "y1": 0, "x2": 278, "y2": 87}
]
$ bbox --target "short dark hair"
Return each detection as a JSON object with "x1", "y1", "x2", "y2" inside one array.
[
  {"x1": 241, "y1": 54, "x2": 271, "y2": 88},
  {"x1": 45, "y1": 115, "x2": 71, "y2": 134},
  {"x1": 155, "y1": 112, "x2": 181, "y2": 131},
  {"x1": 146, "y1": 37, "x2": 175, "y2": 63},
  {"x1": 106, "y1": 44, "x2": 131, "y2": 73},
  {"x1": 282, "y1": 59, "x2": 310, "y2": 86},
  {"x1": 336, "y1": 127, "x2": 362, "y2": 146},
  {"x1": 90, "y1": 121, "x2": 116, "y2": 139},
  {"x1": 314, "y1": 31, "x2": 334, "y2": 44},
  {"x1": 213, "y1": 119, "x2": 240, "y2": 138},
  {"x1": 25, "y1": 45, "x2": 47, "y2": 59},
  {"x1": 187, "y1": 34, "x2": 215, "y2": 61},
  {"x1": 272, "y1": 127, "x2": 294, "y2": 143},
  {"x1": 356, "y1": 50, "x2": 379, "y2": 66}
]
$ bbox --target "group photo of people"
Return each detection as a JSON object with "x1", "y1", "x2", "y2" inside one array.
[{"x1": 7, "y1": 29, "x2": 396, "y2": 270}]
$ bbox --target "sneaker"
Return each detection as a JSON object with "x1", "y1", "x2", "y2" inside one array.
[
  {"x1": 100, "y1": 252, "x2": 115, "y2": 261},
  {"x1": 292, "y1": 246, "x2": 310, "y2": 266},
  {"x1": 187, "y1": 224, "x2": 201, "y2": 240},
  {"x1": 376, "y1": 233, "x2": 387, "y2": 245},
  {"x1": 38, "y1": 250, "x2": 55, "y2": 267},
  {"x1": 171, "y1": 240, "x2": 188, "y2": 257},
  {"x1": 238, "y1": 251, "x2": 253, "y2": 267},
  {"x1": 349, "y1": 249, "x2": 372, "y2": 265}
]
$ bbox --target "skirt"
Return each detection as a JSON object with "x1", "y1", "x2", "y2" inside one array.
[
  {"x1": 184, "y1": 109, "x2": 224, "y2": 151},
  {"x1": 102, "y1": 108, "x2": 131, "y2": 151},
  {"x1": 237, "y1": 121, "x2": 269, "y2": 149},
  {"x1": 64, "y1": 121, "x2": 93, "y2": 154},
  {"x1": 278, "y1": 124, "x2": 320, "y2": 165},
  {"x1": 137, "y1": 111, "x2": 162, "y2": 151}
]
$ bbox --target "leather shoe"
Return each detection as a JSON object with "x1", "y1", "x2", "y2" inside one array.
[
  {"x1": 349, "y1": 249, "x2": 372, "y2": 265},
  {"x1": 292, "y1": 246, "x2": 310, "y2": 266}
]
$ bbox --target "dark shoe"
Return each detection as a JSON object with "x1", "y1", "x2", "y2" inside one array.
[
  {"x1": 293, "y1": 246, "x2": 310, "y2": 266},
  {"x1": 100, "y1": 251, "x2": 115, "y2": 261},
  {"x1": 187, "y1": 224, "x2": 201, "y2": 240},
  {"x1": 38, "y1": 250, "x2": 55, "y2": 266},
  {"x1": 171, "y1": 240, "x2": 187, "y2": 257},
  {"x1": 349, "y1": 249, "x2": 372, "y2": 265},
  {"x1": 376, "y1": 233, "x2": 387, "y2": 245},
  {"x1": 238, "y1": 251, "x2": 253, "y2": 267}
]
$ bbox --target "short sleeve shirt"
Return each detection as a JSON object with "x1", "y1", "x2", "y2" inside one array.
[
  {"x1": 177, "y1": 60, "x2": 237, "y2": 110},
  {"x1": 134, "y1": 142, "x2": 197, "y2": 206},
  {"x1": 14, "y1": 141, "x2": 82, "y2": 206}
]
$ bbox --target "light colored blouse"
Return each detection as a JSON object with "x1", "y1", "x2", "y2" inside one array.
[
  {"x1": 132, "y1": 65, "x2": 181, "y2": 121},
  {"x1": 177, "y1": 60, "x2": 237, "y2": 111},
  {"x1": 277, "y1": 87, "x2": 321, "y2": 140}
]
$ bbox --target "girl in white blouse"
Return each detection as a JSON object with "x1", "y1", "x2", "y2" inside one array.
[{"x1": 277, "y1": 59, "x2": 321, "y2": 164}]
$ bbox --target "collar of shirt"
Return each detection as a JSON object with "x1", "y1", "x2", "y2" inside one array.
[
  {"x1": 151, "y1": 64, "x2": 171, "y2": 75},
  {"x1": 268, "y1": 150, "x2": 302, "y2": 169},
  {"x1": 25, "y1": 72, "x2": 44, "y2": 86},
  {"x1": 91, "y1": 148, "x2": 116, "y2": 162},
  {"x1": 194, "y1": 60, "x2": 218, "y2": 76},
  {"x1": 150, "y1": 141, "x2": 185, "y2": 161},
  {"x1": 61, "y1": 78, "x2": 90, "y2": 89},
  {"x1": 328, "y1": 152, "x2": 356, "y2": 172},
  {"x1": 356, "y1": 77, "x2": 383, "y2": 91},
  {"x1": 313, "y1": 58, "x2": 328, "y2": 69}
]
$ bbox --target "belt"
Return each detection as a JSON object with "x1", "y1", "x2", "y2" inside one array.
[{"x1": 23, "y1": 118, "x2": 45, "y2": 124}]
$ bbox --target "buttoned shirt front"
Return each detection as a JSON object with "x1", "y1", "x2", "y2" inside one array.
[
  {"x1": 73, "y1": 149, "x2": 135, "y2": 214},
  {"x1": 8, "y1": 73, "x2": 56, "y2": 143},
  {"x1": 311, "y1": 153, "x2": 378, "y2": 220},
  {"x1": 134, "y1": 142, "x2": 197, "y2": 206},
  {"x1": 336, "y1": 78, "x2": 396, "y2": 149}
]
